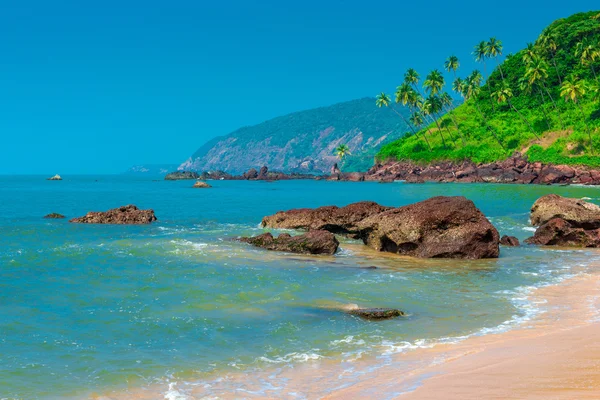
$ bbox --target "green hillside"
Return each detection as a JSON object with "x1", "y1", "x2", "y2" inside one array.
[{"x1": 376, "y1": 11, "x2": 600, "y2": 167}]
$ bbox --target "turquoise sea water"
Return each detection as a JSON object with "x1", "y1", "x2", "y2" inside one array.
[{"x1": 2, "y1": 176, "x2": 600, "y2": 399}]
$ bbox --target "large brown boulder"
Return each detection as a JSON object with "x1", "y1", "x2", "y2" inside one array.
[
  {"x1": 240, "y1": 230, "x2": 339, "y2": 255},
  {"x1": 525, "y1": 218, "x2": 600, "y2": 247},
  {"x1": 261, "y1": 201, "x2": 392, "y2": 238},
  {"x1": 526, "y1": 195, "x2": 600, "y2": 247},
  {"x1": 243, "y1": 168, "x2": 258, "y2": 180},
  {"x1": 530, "y1": 194, "x2": 600, "y2": 227},
  {"x1": 70, "y1": 205, "x2": 157, "y2": 224},
  {"x1": 357, "y1": 196, "x2": 499, "y2": 259}
]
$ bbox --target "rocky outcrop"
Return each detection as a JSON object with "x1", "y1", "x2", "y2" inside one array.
[
  {"x1": 529, "y1": 194, "x2": 600, "y2": 226},
  {"x1": 165, "y1": 171, "x2": 200, "y2": 180},
  {"x1": 47, "y1": 174, "x2": 62, "y2": 181},
  {"x1": 347, "y1": 307, "x2": 406, "y2": 321},
  {"x1": 500, "y1": 235, "x2": 520, "y2": 246},
  {"x1": 261, "y1": 201, "x2": 392, "y2": 238},
  {"x1": 364, "y1": 154, "x2": 600, "y2": 185},
  {"x1": 243, "y1": 168, "x2": 259, "y2": 180},
  {"x1": 239, "y1": 231, "x2": 339, "y2": 255},
  {"x1": 44, "y1": 213, "x2": 65, "y2": 219},
  {"x1": 70, "y1": 205, "x2": 157, "y2": 224},
  {"x1": 526, "y1": 195, "x2": 600, "y2": 247},
  {"x1": 357, "y1": 196, "x2": 499, "y2": 259},
  {"x1": 192, "y1": 181, "x2": 212, "y2": 188}
]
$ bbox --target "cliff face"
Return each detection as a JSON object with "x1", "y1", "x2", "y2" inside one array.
[{"x1": 179, "y1": 98, "x2": 409, "y2": 174}]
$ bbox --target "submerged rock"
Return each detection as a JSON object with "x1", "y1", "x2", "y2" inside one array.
[
  {"x1": 526, "y1": 195, "x2": 600, "y2": 247},
  {"x1": 500, "y1": 235, "x2": 520, "y2": 246},
  {"x1": 240, "y1": 230, "x2": 339, "y2": 255},
  {"x1": 164, "y1": 171, "x2": 200, "y2": 180},
  {"x1": 261, "y1": 201, "x2": 391, "y2": 239},
  {"x1": 70, "y1": 205, "x2": 157, "y2": 224},
  {"x1": 192, "y1": 180, "x2": 212, "y2": 188},
  {"x1": 44, "y1": 213, "x2": 65, "y2": 219},
  {"x1": 47, "y1": 174, "x2": 62, "y2": 181},
  {"x1": 347, "y1": 307, "x2": 405, "y2": 321},
  {"x1": 357, "y1": 196, "x2": 499, "y2": 259}
]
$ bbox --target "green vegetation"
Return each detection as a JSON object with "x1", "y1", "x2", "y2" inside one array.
[{"x1": 376, "y1": 11, "x2": 600, "y2": 167}]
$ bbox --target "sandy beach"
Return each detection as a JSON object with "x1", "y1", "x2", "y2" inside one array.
[{"x1": 96, "y1": 262, "x2": 600, "y2": 400}]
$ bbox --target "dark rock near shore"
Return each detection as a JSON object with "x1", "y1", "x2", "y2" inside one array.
[
  {"x1": 44, "y1": 213, "x2": 65, "y2": 219},
  {"x1": 526, "y1": 195, "x2": 600, "y2": 247},
  {"x1": 165, "y1": 171, "x2": 200, "y2": 180},
  {"x1": 500, "y1": 235, "x2": 520, "y2": 246},
  {"x1": 261, "y1": 201, "x2": 392, "y2": 238},
  {"x1": 347, "y1": 308, "x2": 405, "y2": 320},
  {"x1": 240, "y1": 230, "x2": 339, "y2": 255},
  {"x1": 357, "y1": 196, "x2": 499, "y2": 259},
  {"x1": 70, "y1": 205, "x2": 157, "y2": 224}
]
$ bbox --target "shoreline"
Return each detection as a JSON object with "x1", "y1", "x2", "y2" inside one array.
[{"x1": 95, "y1": 255, "x2": 600, "y2": 400}]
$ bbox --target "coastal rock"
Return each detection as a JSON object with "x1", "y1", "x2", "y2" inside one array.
[
  {"x1": 243, "y1": 168, "x2": 258, "y2": 180},
  {"x1": 69, "y1": 205, "x2": 157, "y2": 224},
  {"x1": 44, "y1": 213, "x2": 65, "y2": 219},
  {"x1": 331, "y1": 163, "x2": 341, "y2": 175},
  {"x1": 258, "y1": 165, "x2": 269, "y2": 179},
  {"x1": 529, "y1": 194, "x2": 600, "y2": 227},
  {"x1": 165, "y1": 171, "x2": 200, "y2": 180},
  {"x1": 240, "y1": 230, "x2": 339, "y2": 255},
  {"x1": 500, "y1": 235, "x2": 520, "y2": 246},
  {"x1": 47, "y1": 174, "x2": 62, "y2": 181},
  {"x1": 261, "y1": 201, "x2": 392, "y2": 238},
  {"x1": 192, "y1": 180, "x2": 212, "y2": 188},
  {"x1": 357, "y1": 196, "x2": 499, "y2": 259},
  {"x1": 347, "y1": 307, "x2": 406, "y2": 321},
  {"x1": 525, "y1": 217, "x2": 600, "y2": 247}
]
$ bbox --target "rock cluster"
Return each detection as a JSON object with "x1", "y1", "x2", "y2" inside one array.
[
  {"x1": 47, "y1": 174, "x2": 62, "y2": 181},
  {"x1": 263, "y1": 197, "x2": 499, "y2": 259},
  {"x1": 70, "y1": 205, "x2": 157, "y2": 224},
  {"x1": 164, "y1": 171, "x2": 200, "y2": 180},
  {"x1": 240, "y1": 230, "x2": 339, "y2": 255},
  {"x1": 525, "y1": 195, "x2": 600, "y2": 247},
  {"x1": 364, "y1": 154, "x2": 600, "y2": 185}
]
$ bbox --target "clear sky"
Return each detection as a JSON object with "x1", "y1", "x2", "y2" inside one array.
[{"x1": 1, "y1": 0, "x2": 598, "y2": 174}]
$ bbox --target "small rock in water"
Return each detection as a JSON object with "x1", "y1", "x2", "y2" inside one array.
[
  {"x1": 347, "y1": 308, "x2": 405, "y2": 321},
  {"x1": 70, "y1": 205, "x2": 157, "y2": 225},
  {"x1": 361, "y1": 265, "x2": 378, "y2": 269},
  {"x1": 239, "y1": 230, "x2": 339, "y2": 255},
  {"x1": 500, "y1": 235, "x2": 520, "y2": 246},
  {"x1": 47, "y1": 174, "x2": 62, "y2": 181},
  {"x1": 44, "y1": 213, "x2": 65, "y2": 219},
  {"x1": 192, "y1": 180, "x2": 212, "y2": 188}
]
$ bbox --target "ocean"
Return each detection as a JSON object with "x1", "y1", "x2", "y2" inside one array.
[{"x1": 1, "y1": 176, "x2": 599, "y2": 399}]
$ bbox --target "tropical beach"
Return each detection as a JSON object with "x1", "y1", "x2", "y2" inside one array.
[{"x1": 2, "y1": 2, "x2": 600, "y2": 400}]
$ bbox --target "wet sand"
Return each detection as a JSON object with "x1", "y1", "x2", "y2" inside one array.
[{"x1": 97, "y1": 271, "x2": 600, "y2": 400}]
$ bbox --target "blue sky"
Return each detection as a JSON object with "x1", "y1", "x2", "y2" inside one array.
[{"x1": 0, "y1": 0, "x2": 598, "y2": 174}]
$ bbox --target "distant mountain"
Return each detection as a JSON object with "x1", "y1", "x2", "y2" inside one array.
[
  {"x1": 124, "y1": 164, "x2": 179, "y2": 175},
  {"x1": 179, "y1": 98, "x2": 410, "y2": 174}
]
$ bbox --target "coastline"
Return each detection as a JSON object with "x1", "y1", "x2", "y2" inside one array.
[{"x1": 95, "y1": 253, "x2": 600, "y2": 400}]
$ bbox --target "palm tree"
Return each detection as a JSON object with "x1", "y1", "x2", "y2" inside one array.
[
  {"x1": 491, "y1": 83, "x2": 539, "y2": 139},
  {"x1": 473, "y1": 42, "x2": 495, "y2": 111},
  {"x1": 423, "y1": 69, "x2": 445, "y2": 95},
  {"x1": 519, "y1": 77, "x2": 552, "y2": 131},
  {"x1": 464, "y1": 74, "x2": 504, "y2": 149},
  {"x1": 377, "y1": 92, "x2": 431, "y2": 150},
  {"x1": 575, "y1": 38, "x2": 599, "y2": 80},
  {"x1": 441, "y1": 92, "x2": 465, "y2": 145},
  {"x1": 522, "y1": 43, "x2": 538, "y2": 65},
  {"x1": 539, "y1": 34, "x2": 562, "y2": 85},
  {"x1": 525, "y1": 57, "x2": 565, "y2": 130},
  {"x1": 560, "y1": 76, "x2": 593, "y2": 152},
  {"x1": 452, "y1": 77, "x2": 464, "y2": 95},
  {"x1": 404, "y1": 68, "x2": 422, "y2": 95},
  {"x1": 335, "y1": 144, "x2": 351, "y2": 162},
  {"x1": 444, "y1": 55, "x2": 460, "y2": 80},
  {"x1": 420, "y1": 96, "x2": 448, "y2": 147},
  {"x1": 487, "y1": 37, "x2": 505, "y2": 80}
]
